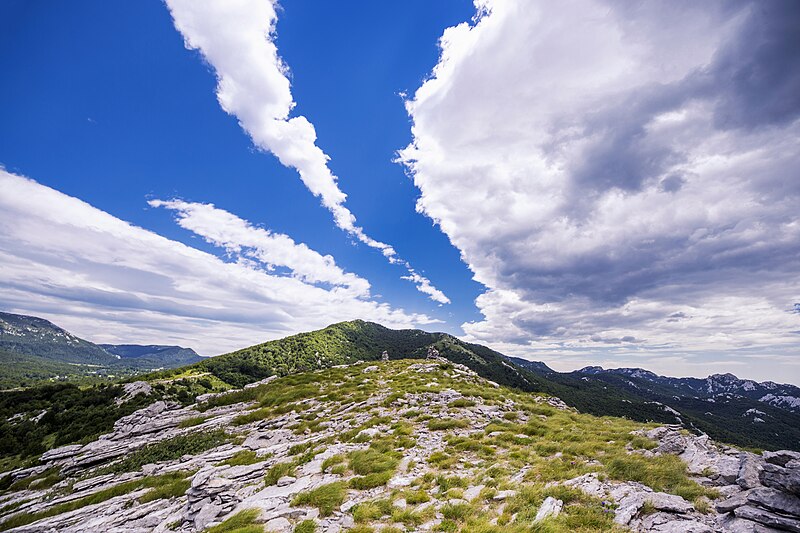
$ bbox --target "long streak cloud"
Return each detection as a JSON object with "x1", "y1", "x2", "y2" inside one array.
[{"x1": 164, "y1": 0, "x2": 449, "y2": 304}]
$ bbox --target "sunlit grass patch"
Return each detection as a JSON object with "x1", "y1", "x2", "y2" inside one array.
[
  {"x1": 428, "y1": 419, "x2": 469, "y2": 431},
  {"x1": 264, "y1": 461, "x2": 295, "y2": 486},
  {"x1": 217, "y1": 450, "x2": 261, "y2": 467},
  {"x1": 205, "y1": 508, "x2": 262, "y2": 533},
  {"x1": 178, "y1": 415, "x2": 209, "y2": 428},
  {"x1": 294, "y1": 519, "x2": 317, "y2": 533},
  {"x1": 605, "y1": 453, "x2": 714, "y2": 500},
  {"x1": 292, "y1": 481, "x2": 347, "y2": 516},
  {"x1": 352, "y1": 498, "x2": 393, "y2": 522}
]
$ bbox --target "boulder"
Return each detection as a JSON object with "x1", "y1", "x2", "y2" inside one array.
[
  {"x1": 534, "y1": 497, "x2": 563, "y2": 522},
  {"x1": 717, "y1": 513, "x2": 786, "y2": 532},
  {"x1": 244, "y1": 375, "x2": 277, "y2": 389},
  {"x1": 761, "y1": 463, "x2": 800, "y2": 496},
  {"x1": 717, "y1": 490, "x2": 753, "y2": 514},
  {"x1": 739, "y1": 453, "x2": 764, "y2": 490},
  {"x1": 763, "y1": 451, "x2": 800, "y2": 468},
  {"x1": 638, "y1": 513, "x2": 714, "y2": 532},
  {"x1": 734, "y1": 505, "x2": 800, "y2": 532},
  {"x1": 746, "y1": 487, "x2": 800, "y2": 518},
  {"x1": 463, "y1": 484, "x2": 485, "y2": 502},
  {"x1": 264, "y1": 516, "x2": 292, "y2": 532},
  {"x1": 40, "y1": 444, "x2": 83, "y2": 463},
  {"x1": 647, "y1": 492, "x2": 695, "y2": 514}
]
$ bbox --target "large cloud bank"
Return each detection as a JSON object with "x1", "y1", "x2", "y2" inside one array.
[
  {"x1": 400, "y1": 0, "x2": 800, "y2": 377},
  {"x1": 164, "y1": 0, "x2": 449, "y2": 304},
  {"x1": 0, "y1": 170, "x2": 435, "y2": 354}
]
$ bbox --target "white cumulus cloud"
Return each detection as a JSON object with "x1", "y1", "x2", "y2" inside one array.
[{"x1": 400, "y1": 0, "x2": 800, "y2": 382}]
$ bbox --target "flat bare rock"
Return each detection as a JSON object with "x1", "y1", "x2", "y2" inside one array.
[
  {"x1": 746, "y1": 486, "x2": 800, "y2": 517},
  {"x1": 734, "y1": 505, "x2": 800, "y2": 532}
]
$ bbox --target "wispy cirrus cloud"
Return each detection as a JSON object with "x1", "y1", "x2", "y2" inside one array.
[
  {"x1": 164, "y1": 0, "x2": 448, "y2": 304},
  {"x1": 400, "y1": 0, "x2": 800, "y2": 381},
  {"x1": 0, "y1": 170, "x2": 437, "y2": 354}
]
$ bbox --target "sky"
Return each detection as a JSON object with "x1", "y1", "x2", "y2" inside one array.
[{"x1": 0, "y1": 0, "x2": 798, "y2": 384}]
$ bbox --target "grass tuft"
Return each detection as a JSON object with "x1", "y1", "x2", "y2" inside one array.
[{"x1": 292, "y1": 481, "x2": 347, "y2": 516}]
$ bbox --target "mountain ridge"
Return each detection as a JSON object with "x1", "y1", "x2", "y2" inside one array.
[
  {"x1": 151, "y1": 319, "x2": 799, "y2": 451},
  {"x1": 1, "y1": 314, "x2": 798, "y2": 451}
]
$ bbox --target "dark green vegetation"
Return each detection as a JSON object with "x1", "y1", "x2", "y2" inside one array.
[
  {"x1": 0, "y1": 312, "x2": 201, "y2": 388},
  {"x1": 0, "y1": 312, "x2": 117, "y2": 366},
  {"x1": 0, "y1": 348, "x2": 119, "y2": 389},
  {"x1": 561, "y1": 368, "x2": 800, "y2": 451},
  {"x1": 0, "y1": 377, "x2": 225, "y2": 467},
  {"x1": 0, "y1": 383, "x2": 152, "y2": 461}
]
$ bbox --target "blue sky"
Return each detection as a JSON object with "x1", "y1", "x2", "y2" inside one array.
[
  {"x1": 1, "y1": 1, "x2": 798, "y2": 383},
  {"x1": 0, "y1": 0, "x2": 479, "y2": 321}
]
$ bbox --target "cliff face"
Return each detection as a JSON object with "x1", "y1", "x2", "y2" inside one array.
[{"x1": 0, "y1": 359, "x2": 797, "y2": 532}]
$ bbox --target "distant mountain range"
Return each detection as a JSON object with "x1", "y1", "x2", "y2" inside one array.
[
  {"x1": 521, "y1": 362, "x2": 800, "y2": 451},
  {"x1": 0, "y1": 311, "x2": 201, "y2": 387},
  {"x1": 100, "y1": 344, "x2": 203, "y2": 368},
  {"x1": 576, "y1": 365, "x2": 800, "y2": 413}
]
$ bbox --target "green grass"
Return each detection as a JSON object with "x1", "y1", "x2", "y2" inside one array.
[
  {"x1": 206, "y1": 509, "x2": 263, "y2": 533},
  {"x1": 217, "y1": 450, "x2": 261, "y2": 467},
  {"x1": 428, "y1": 419, "x2": 469, "y2": 431},
  {"x1": 441, "y1": 502, "x2": 475, "y2": 522},
  {"x1": 5, "y1": 467, "x2": 61, "y2": 492},
  {"x1": 321, "y1": 454, "x2": 345, "y2": 472},
  {"x1": 98, "y1": 429, "x2": 229, "y2": 474},
  {"x1": 348, "y1": 448, "x2": 399, "y2": 476},
  {"x1": 137, "y1": 475, "x2": 191, "y2": 503},
  {"x1": 605, "y1": 453, "x2": 715, "y2": 500},
  {"x1": 294, "y1": 520, "x2": 316, "y2": 533},
  {"x1": 349, "y1": 471, "x2": 393, "y2": 490},
  {"x1": 264, "y1": 461, "x2": 295, "y2": 486},
  {"x1": 292, "y1": 481, "x2": 347, "y2": 516},
  {"x1": 177, "y1": 415, "x2": 208, "y2": 428},
  {"x1": 353, "y1": 499, "x2": 393, "y2": 522}
]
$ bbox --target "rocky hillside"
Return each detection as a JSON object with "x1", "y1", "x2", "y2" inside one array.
[
  {"x1": 1, "y1": 359, "x2": 798, "y2": 532},
  {"x1": 163, "y1": 320, "x2": 799, "y2": 452},
  {"x1": 2, "y1": 317, "x2": 796, "y2": 452}
]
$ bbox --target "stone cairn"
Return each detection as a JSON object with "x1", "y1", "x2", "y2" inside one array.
[
  {"x1": 426, "y1": 346, "x2": 440, "y2": 360},
  {"x1": 381, "y1": 351, "x2": 389, "y2": 362}
]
